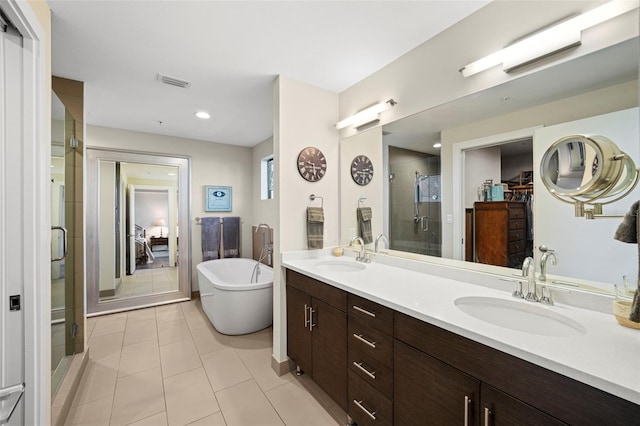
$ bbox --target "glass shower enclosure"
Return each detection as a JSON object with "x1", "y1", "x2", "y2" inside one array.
[{"x1": 389, "y1": 154, "x2": 442, "y2": 257}]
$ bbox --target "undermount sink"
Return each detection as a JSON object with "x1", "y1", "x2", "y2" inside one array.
[
  {"x1": 454, "y1": 296, "x2": 587, "y2": 337},
  {"x1": 314, "y1": 260, "x2": 366, "y2": 272}
]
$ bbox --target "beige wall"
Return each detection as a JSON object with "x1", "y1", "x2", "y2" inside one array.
[
  {"x1": 87, "y1": 125, "x2": 254, "y2": 290},
  {"x1": 273, "y1": 76, "x2": 339, "y2": 362},
  {"x1": 338, "y1": 1, "x2": 639, "y2": 139},
  {"x1": 252, "y1": 137, "x2": 277, "y2": 238}
]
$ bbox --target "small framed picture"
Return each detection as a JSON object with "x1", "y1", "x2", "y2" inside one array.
[
  {"x1": 519, "y1": 170, "x2": 533, "y2": 185},
  {"x1": 205, "y1": 185, "x2": 232, "y2": 212}
]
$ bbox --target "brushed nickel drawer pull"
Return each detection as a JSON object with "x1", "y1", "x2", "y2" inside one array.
[
  {"x1": 353, "y1": 305, "x2": 376, "y2": 317},
  {"x1": 304, "y1": 304, "x2": 310, "y2": 329},
  {"x1": 353, "y1": 333, "x2": 377, "y2": 349},
  {"x1": 309, "y1": 307, "x2": 316, "y2": 331},
  {"x1": 464, "y1": 396, "x2": 471, "y2": 426},
  {"x1": 354, "y1": 399, "x2": 377, "y2": 421},
  {"x1": 484, "y1": 407, "x2": 491, "y2": 426},
  {"x1": 353, "y1": 361, "x2": 376, "y2": 380}
]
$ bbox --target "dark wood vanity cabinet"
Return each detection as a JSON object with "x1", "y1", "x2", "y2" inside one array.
[
  {"x1": 285, "y1": 268, "x2": 640, "y2": 425},
  {"x1": 474, "y1": 201, "x2": 527, "y2": 268},
  {"x1": 348, "y1": 294, "x2": 394, "y2": 426},
  {"x1": 394, "y1": 311, "x2": 640, "y2": 426},
  {"x1": 286, "y1": 269, "x2": 348, "y2": 410}
]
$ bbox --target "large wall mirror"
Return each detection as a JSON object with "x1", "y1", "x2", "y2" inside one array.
[
  {"x1": 340, "y1": 37, "x2": 639, "y2": 291},
  {"x1": 86, "y1": 148, "x2": 191, "y2": 314}
]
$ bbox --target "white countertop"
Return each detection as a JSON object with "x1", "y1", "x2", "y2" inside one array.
[{"x1": 282, "y1": 250, "x2": 640, "y2": 405}]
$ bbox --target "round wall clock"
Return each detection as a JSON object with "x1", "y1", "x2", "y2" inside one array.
[
  {"x1": 297, "y1": 146, "x2": 327, "y2": 182},
  {"x1": 351, "y1": 155, "x2": 374, "y2": 186}
]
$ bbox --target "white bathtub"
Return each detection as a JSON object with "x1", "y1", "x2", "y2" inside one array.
[{"x1": 196, "y1": 258, "x2": 273, "y2": 335}]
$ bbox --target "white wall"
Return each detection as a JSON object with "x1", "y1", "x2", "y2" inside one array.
[
  {"x1": 135, "y1": 190, "x2": 169, "y2": 237},
  {"x1": 273, "y1": 76, "x2": 339, "y2": 363},
  {"x1": 464, "y1": 146, "x2": 501, "y2": 209},
  {"x1": 534, "y1": 107, "x2": 639, "y2": 286},
  {"x1": 340, "y1": 128, "x2": 384, "y2": 249},
  {"x1": 87, "y1": 125, "x2": 253, "y2": 290}
]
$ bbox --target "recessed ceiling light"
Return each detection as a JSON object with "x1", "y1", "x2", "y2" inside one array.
[
  {"x1": 433, "y1": 143, "x2": 442, "y2": 148},
  {"x1": 196, "y1": 111, "x2": 210, "y2": 119}
]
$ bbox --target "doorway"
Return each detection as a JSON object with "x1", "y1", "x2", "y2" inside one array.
[
  {"x1": 452, "y1": 126, "x2": 538, "y2": 264},
  {"x1": 86, "y1": 148, "x2": 191, "y2": 315}
]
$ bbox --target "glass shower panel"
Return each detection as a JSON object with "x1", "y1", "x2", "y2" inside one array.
[{"x1": 51, "y1": 91, "x2": 74, "y2": 394}]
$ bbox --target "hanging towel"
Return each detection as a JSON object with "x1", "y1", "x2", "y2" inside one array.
[
  {"x1": 614, "y1": 200, "x2": 640, "y2": 322},
  {"x1": 307, "y1": 207, "x2": 324, "y2": 249},
  {"x1": 357, "y1": 207, "x2": 373, "y2": 244},
  {"x1": 223, "y1": 216, "x2": 241, "y2": 258},
  {"x1": 201, "y1": 217, "x2": 220, "y2": 261}
]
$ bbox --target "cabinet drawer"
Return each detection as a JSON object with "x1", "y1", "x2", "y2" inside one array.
[
  {"x1": 348, "y1": 370, "x2": 393, "y2": 426},
  {"x1": 508, "y1": 207, "x2": 525, "y2": 219},
  {"x1": 508, "y1": 241, "x2": 525, "y2": 254},
  {"x1": 349, "y1": 347, "x2": 393, "y2": 398},
  {"x1": 348, "y1": 293, "x2": 393, "y2": 335},
  {"x1": 348, "y1": 317, "x2": 393, "y2": 365},
  {"x1": 508, "y1": 229, "x2": 525, "y2": 242},
  {"x1": 508, "y1": 218, "x2": 525, "y2": 230},
  {"x1": 286, "y1": 269, "x2": 346, "y2": 311}
]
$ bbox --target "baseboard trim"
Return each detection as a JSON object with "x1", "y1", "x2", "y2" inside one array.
[
  {"x1": 52, "y1": 348, "x2": 90, "y2": 426},
  {"x1": 271, "y1": 354, "x2": 295, "y2": 376},
  {"x1": 99, "y1": 289, "x2": 115, "y2": 298}
]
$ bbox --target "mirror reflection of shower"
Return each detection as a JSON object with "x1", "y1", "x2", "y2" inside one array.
[{"x1": 388, "y1": 146, "x2": 442, "y2": 257}]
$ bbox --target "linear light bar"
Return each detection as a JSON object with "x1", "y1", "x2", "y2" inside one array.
[
  {"x1": 460, "y1": 0, "x2": 639, "y2": 78},
  {"x1": 336, "y1": 99, "x2": 397, "y2": 129}
]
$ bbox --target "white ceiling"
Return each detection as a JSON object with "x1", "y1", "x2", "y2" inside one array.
[{"x1": 49, "y1": 0, "x2": 490, "y2": 147}]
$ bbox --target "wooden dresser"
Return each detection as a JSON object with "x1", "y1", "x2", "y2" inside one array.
[{"x1": 474, "y1": 201, "x2": 526, "y2": 268}]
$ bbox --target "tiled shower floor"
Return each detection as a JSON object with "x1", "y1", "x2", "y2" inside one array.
[{"x1": 65, "y1": 300, "x2": 343, "y2": 425}]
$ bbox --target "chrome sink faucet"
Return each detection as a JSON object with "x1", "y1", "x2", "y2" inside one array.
[
  {"x1": 374, "y1": 234, "x2": 388, "y2": 253},
  {"x1": 522, "y1": 257, "x2": 539, "y2": 302},
  {"x1": 350, "y1": 236, "x2": 366, "y2": 262},
  {"x1": 539, "y1": 246, "x2": 557, "y2": 283}
]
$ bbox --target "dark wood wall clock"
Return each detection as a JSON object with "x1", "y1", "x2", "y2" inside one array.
[
  {"x1": 297, "y1": 146, "x2": 327, "y2": 182},
  {"x1": 351, "y1": 155, "x2": 374, "y2": 186}
]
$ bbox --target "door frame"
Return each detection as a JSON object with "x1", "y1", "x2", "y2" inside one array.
[
  {"x1": 451, "y1": 126, "x2": 540, "y2": 261},
  {"x1": 0, "y1": 0, "x2": 49, "y2": 424}
]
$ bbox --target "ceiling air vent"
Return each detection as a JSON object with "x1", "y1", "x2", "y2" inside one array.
[{"x1": 156, "y1": 73, "x2": 191, "y2": 89}]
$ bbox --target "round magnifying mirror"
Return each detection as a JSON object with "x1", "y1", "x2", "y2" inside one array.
[{"x1": 540, "y1": 135, "x2": 624, "y2": 198}]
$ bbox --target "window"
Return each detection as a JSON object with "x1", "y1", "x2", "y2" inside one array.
[{"x1": 261, "y1": 155, "x2": 274, "y2": 200}]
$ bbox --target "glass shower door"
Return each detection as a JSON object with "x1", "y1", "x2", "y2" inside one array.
[{"x1": 51, "y1": 91, "x2": 74, "y2": 395}]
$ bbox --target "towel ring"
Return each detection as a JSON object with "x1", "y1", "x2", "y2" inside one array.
[
  {"x1": 309, "y1": 194, "x2": 323, "y2": 208},
  {"x1": 358, "y1": 197, "x2": 367, "y2": 207}
]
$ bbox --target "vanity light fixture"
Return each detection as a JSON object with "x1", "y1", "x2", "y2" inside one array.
[
  {"x1": 459, "y1": 0, "x2": 639, "y2": 78},
  {"x1": 196, "y1": 111, "x2": 211, "y2": 119},
  {"x1": 336, "y1": 99, "x2": 397, "y2": 130}
]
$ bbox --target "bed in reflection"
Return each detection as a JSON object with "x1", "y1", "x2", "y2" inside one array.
[{"x1": 134, "y1": 225, "x2": 154, "y2": 265}]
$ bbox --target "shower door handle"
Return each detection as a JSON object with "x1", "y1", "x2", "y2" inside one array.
[
  {"x1": 51, "y1": 226, "x2": 68, "y2": 262},
  {"x1": 421, "y1": 216, "x2": 429, "y2": 232}
]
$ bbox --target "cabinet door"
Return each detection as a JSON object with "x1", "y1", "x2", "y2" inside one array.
[
  {"x1": 395, "y1": 341, "x2": 480, "y2": 426},
  {"x1": 481, "y1": 384, "x2": 566, "y2": 426},
  {"x1": 286, "y1": 286, "x2": 312, "y2": 376},
  {"x1": 312, "y1": 298, "x2": 348, "y2": 411}
]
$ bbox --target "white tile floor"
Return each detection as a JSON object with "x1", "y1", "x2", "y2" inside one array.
[
  {"x1": 114, "y1": 266, "x2": 179, "y2": 299},
  {"x1": 66, "y1": 300, "x2": 344, "y2": 426}
]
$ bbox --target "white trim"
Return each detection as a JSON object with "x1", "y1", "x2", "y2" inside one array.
[
  {"x1": 451, "y1": 126, "x2": 541, "y2": 261},
  {"x1": 0, "y1": 0, "x2": 48, "y2": 424}
]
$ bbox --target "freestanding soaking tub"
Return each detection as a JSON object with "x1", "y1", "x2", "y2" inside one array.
[{"x1": 196, "y1": 258, "x2": 273, "y2": 335}]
